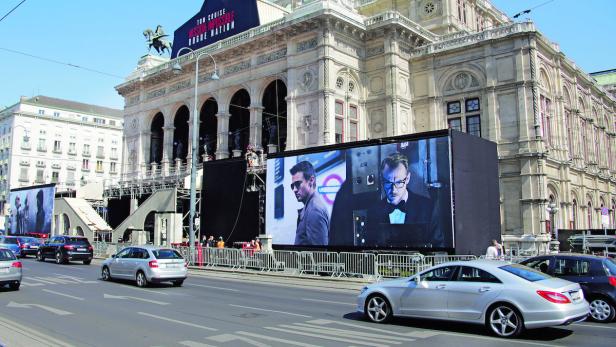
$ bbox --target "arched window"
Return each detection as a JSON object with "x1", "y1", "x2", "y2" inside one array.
[
  {"x1": 571, "y1": 199, "x2": 577, "y2": 229},
  {"x1": 334, "y1": 73, "x2": 360, "y2": 144},
  {"x1": 587, "y1": 201, "x2": 593, "y2": 229}
]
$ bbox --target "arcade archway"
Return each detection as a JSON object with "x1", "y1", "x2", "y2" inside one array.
[{"x1": 262, "y1": 80, "x2": 287, "y2": 152}]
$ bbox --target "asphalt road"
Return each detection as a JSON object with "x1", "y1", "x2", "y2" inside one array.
[{"x1": 0, "y1": 257, "x2": 615, "y2": 347}]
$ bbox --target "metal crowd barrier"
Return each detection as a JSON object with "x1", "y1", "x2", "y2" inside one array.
[{"x1": 376, "y1": 254, "x2": 427, "y2": 279}]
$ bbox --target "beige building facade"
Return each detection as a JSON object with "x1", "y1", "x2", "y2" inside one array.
[{"x1": 114, "y1": 0, "x2": 616, "y2": 252}]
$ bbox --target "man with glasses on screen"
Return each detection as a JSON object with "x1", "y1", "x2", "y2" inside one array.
[
  {"x1": 290, "y1": 161, "x2": 329, "y2": 246},
  {"x1": 366, "y1": 152, "x2": 442, "y2": 247}
]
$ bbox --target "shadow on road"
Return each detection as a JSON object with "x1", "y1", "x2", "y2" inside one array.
[{"x1": 342, "y1": 312, "x2": 574, "y2": 341}]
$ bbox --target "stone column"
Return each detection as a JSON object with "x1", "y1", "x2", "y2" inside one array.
[
  {"x1": 216, "y1": 113, "x2": 230, "y2": 159},
  {"x1": 141, "y1": 131, "x2": 152, "y2": 177},
  {"x1": 249, "y1": 104, "x2": 264, "y2": 150},
  {"x1": 162, "y1": 125, "x2": 175, "y2": 175}
]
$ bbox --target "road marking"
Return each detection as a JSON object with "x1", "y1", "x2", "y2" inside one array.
[
  {"x1": 103, "y1": 293, "x2": 170, "y2": 305},
  {"x1": 42, "y1": 289, "x2": 85, "y2": 301},
  {"x1": 292, "y1": 322, "x2": 415, "y2": 343},
  {"x1": 7, "y1": 301, "x2": 73, "y2": 316},
  {"x1": 574, "y1": 323, "x2": 616, "y2": 330},
  {"x1": 301, "y1": 298, "x2": 355, "y2": 306},
  {"x1": 178, "y1": 341, "x2": 218, "y2": 347},
  {"x1": 280, "y1": 324, "x2": 408, "y2": 345},
  {"x1": 265, "y1": 326, "x2": 388, "y2": 347},
  {"x1": 28, "y1": 277, "x2": 58, "y2": 284},
  {"x1": 0, "y1": 314, "x2": 73, "y2": 347},
  {"x1": 208, "y1": 333, "x2": 270, "y2": 347},
  {"x1": 53, "y1": 274, "x2": 97, "y2": 283},
  {"x1": 236, "y1": 331, "x2": 322, "y2": 347},
  {"x1": 106, "y1": 282, "x2": 170, "y2": 295},
  {"x1": 137, "y1": 312, "x2": 218, "y2": 331},
  {"x1": 186, "y1": 283, "x2": 240, "y2": 292},
  {"x1": 229, "y1": 304, "x2": 312, "y2": 318},
  {"x1": 20, "y1": 281, "x2": 44, "y2": 287},
  {"x1": 306, "y1": 319, "x2": 422, "y2": 337}
]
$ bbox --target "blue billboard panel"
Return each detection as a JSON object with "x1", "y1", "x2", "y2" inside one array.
[
  {"x1": 9, "y1": 184, "x2": 55, "y2": 237},
  {"x1": 171, "y1": 0, "x2": 260, "y2": 58}
]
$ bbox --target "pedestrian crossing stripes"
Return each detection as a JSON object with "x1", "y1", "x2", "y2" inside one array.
[{"x1": 20, "y1": 275, "x2": 96, "y2": 287}]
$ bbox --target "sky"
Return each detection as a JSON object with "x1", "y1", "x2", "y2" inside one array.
[{"x1": 0, "y1": 0, "x2": 614, "y2": 110}]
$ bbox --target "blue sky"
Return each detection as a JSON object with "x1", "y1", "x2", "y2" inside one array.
[{"x1": 0, "y1": 0, "x2": 613, "y2": 110}]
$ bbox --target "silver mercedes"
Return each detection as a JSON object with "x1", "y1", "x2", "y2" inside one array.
[{"x1": 358, "y1": 260, "x2": 589, "y2": 338}]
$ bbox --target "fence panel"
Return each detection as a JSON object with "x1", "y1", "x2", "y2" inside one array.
[
  {"x1": 273, "y1": 250, "x2": 301, "y2": 274},
  {"x1": 298, "y1": 252, "x2": 317, "y2": 275},
  {"x1": 339, "y1": 252, "x2": 377, "y2": 279},
  {"x1": 311, "y1": 251, "x2": 345, "y2": 277},
  {"x1": 376, "y1": 254, "x2": 426, "y2": 278}
]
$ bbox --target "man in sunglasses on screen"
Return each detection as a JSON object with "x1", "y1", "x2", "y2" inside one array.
[
  {"x1": 290, "y1": 161, "x2": 329, "y2": 246},
  {"x1": 366, "y1": 152, "x2": 442, "y2": 247}
]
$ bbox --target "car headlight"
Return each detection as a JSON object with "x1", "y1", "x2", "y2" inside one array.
[{"x1": 360, "y1": 286, "x2": 368, "y2": 295}]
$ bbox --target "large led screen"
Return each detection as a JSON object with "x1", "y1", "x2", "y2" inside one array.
[
  {"x1": 9, "y1": 184, "x2": 55, "y2": 236},
  {"x1": 266, "y1": 137, "x2": 453, "y2": 249}
]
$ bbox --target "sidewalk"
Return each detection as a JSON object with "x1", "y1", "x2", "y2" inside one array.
[{"x1": 0, "y1": 315, "x2": 72, "y2": 347}]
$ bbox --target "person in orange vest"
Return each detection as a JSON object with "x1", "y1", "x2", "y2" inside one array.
[{"x1": 216, "y1": 236, "x2": 225, "y2": 248}]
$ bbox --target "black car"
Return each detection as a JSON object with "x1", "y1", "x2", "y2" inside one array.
[
  {"x1": 36, "y1": 236, "x2": 93, "y2": 265},
  {"x1": 521, "y1": 254, "x2": 616, "y2": 323},
  {"x1": 17, "y1": 237, "x2": 43, "y2": 258}
]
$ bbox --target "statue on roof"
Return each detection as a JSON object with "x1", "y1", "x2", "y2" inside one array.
[{"x1": 143, "y1": 25, "x2": 173, "y2": 56}]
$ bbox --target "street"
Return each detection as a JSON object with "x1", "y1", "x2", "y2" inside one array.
[{"x1": 1, "y1": 258, "x2": 615, "y2": 347}]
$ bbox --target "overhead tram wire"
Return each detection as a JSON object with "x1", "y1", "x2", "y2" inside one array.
[
  {"x1": 0, "y1": 0, "x2": 26, "y2": 23},
  {"x1": 512, "y1": 0, "x2": 556, "y2": 19},
  {"x1": 0, "y1": 47, "x2": 124, "y2": 79}
]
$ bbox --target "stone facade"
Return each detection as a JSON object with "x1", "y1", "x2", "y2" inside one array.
[{"x1": 115, "y1": 0, "x2": 616, "y2": 252}]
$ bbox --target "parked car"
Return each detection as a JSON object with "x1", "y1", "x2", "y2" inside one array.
[
  {"x1": 520, "y1": 253, "x2": 616, "y2": 323},
  {"x1": 101, "y1": 246, "x2": 187, "y2": 288},
  {"x1": 17, "y1": 237, "x2": 43, "y2": 258},
  {"x1": 0, "y1": 248, "x2": 22, "y2": 290},
  {"x1": 358, "y1": 260, "x2": 589, "y2": 338},
  {"x1": 36, "y1": 236, "x2": 93, "y2": 265},
  {"x1": 0, "y1": 236, "x2": 21, "y2": 258}
]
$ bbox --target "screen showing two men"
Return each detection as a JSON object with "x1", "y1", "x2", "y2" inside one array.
[
  {"x1": 9, "y1": 185, "x2": 55, "y2": 236},
  {"x1": 265, "y1": 137, "x2": 453, "y2": 248}
]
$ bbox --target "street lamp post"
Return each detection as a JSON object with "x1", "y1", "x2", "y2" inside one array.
[
  {"x1": 172, "y1": 48, "x2": 219, "y2": 263},
  {"x1": 547, "y1": 202, "x2": 559, "y2": 253}
]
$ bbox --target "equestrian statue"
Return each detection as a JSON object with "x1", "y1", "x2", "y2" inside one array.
[{"x1": 143, "y1": 25, "x2": 173, "y2": 56}]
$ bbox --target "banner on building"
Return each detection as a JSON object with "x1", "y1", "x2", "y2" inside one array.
[
  {"x1": 8, "y1": 184, "x2": 55, "y2": 237},
  {"x1": 171, "y1": 0, "x2": 260, "y2": 58}
]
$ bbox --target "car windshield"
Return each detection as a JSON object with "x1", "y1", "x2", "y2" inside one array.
[
  {"x1": 2, "y1": 237, "x2": 18, "y2": 244},
  {"x1": 66, "y1": 238, "x2": 89, "y2": 245},
  {"x1": 153, "y1": 249, "x2": 183, "y2": 259},
  {"x1": 0, "y1": 249, "x2": 16, "y2": 260},
  {"x1": 499, "y1": 264, "x2": 551, "y2": 282},
  {"x1": 604, "y1": 258, "x2": 616, "y2": 276}
]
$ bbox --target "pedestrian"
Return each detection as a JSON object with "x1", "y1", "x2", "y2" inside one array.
[
  {"x1": 207, "y1": 235, "x2": 215, "y2": 248},
  {"x1": 253, "y1": 238, "x2": 261, "y2": 252},
  {"x1": 216, "y1": 236, "x2": 225, "y2": 249},
  {"x1": 486, "y1": 239, "x2": 503, "y2": 259},
  {"x1": 202, "y1": 235, "x2": 208, "y2": 247}
]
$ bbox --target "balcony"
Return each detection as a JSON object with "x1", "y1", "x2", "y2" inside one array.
[
  {"x1": 68, "y1": 149, "x2": 77, "y2": 156},
  {"x1": 21, "y1": 142, "x2": 31, "y2": 150},
  {"x1": 18, "y1": 176, "x2": 29, "y2": 182},
  {"x1": 82, "y1": 151, "x2": 91, "y2": 157},
  {"x1": 96, "y1": 152, "x2": 105, "y2": 159},
  {"x1": 37, "y1": 146, "x2": 47, "y2": 152},
  {"x1": 52, "y1": 148, "x2": 62, "y2": 154}
]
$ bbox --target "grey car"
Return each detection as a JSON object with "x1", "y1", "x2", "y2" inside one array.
[
  {"x1": 358, "y1": 260, "x2": 589, "y2": 338},
  {"x1": 101, "y1": 246, "x2": 187, "y2": 287},
  {"x1": 0, "y1": 248, "x2": 22, "y2": 290}
]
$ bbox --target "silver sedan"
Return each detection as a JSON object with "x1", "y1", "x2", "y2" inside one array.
[
  {"x1": 101, "y1": 246, "x2": 187, "y2": 287},
  {"x1": 358, "y1": 260, "x2": 589, "y2": 338},
  {"x1": 0, "y1": 248, "x2": 22, "y2": 290}
]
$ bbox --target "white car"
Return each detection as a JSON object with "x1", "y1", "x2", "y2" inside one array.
[
  {"x1": 101, "y1": 246, "x2": 187, "y2": 287},
  {"x1": 358, "y1": 260, "x2": 589, "y2": 338}
]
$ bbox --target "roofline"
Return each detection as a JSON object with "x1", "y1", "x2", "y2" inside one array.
[
  {"x1": 590, "y1": 68, "x2": 616, "y2": 76},
  {"x1": 20, "y1": 100, "x2": 124, "y2": 120}
]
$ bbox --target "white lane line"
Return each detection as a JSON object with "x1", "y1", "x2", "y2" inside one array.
[
  {"x1": 20, "y1": 282, "x2": 44, "y2": 287},
  {"x1": 283, "y1": 324, "x2": 406, "y2": 345},
  {"x1": 574, "y1": 323, "x2": 616, "y2": 330},
  {"x1": 186, "y1": 283, "x2": 240, "y2": 292},
  {"x1": 137, "y1": 312, "x2": 218, "y2": 331},
  {"x1": 103, "y1": 294, "x2": 170, "y2": 305},
  {"x1": 292, "y1": 322, "x2": 414, "y2": 343},
  {"x1": 306, "y1": 319, "x2": 421, "y2": 337},
  {"x1": 301, "y1": 298, "x2": 355, "y2": 306},
  {"x1": 236, "y1": 331, "x2": 322, "y2": 347},
  {"x1": 42, "y1": 289, "x2": 85, "y2": 301},
  {"x1": 105, "y1": 282, "x2": 170, "y2": 295},
  {"x1": 28, "y1": 277, "x2": 58, "y2": 284},
  {"x1": 229, "y1": 304, "x2": 312, "y2": 318},
  {"x1": 53, "y1": 274, "x2": 97, "y2": 284},
  {"x1": 264, "y1": 326, "x2": 388, "y2": 347},
  {"x1": 178, "y1": 341, "x2": 218, "y2": 347}
]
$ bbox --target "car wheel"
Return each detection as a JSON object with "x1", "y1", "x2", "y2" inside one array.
[
  {"x1": 589, "y1": 298, "x2": 616, "y2": 323},
  {"x1": 55, "y1": 251, "x2": 65, "y2": 264},
  {"x1": 136, "y1": 271, "x2": 148, "y2": 288},
  {"x1": 8, "y1": 281, "x2": 20, "y2": 291},
  {"x1": 36, "y1": 251, "x2": 44, "y2": 262},
  {"x1": 365, "y1": 294, "x2": 392, "y2": 323},
  {"x1": 487, "y1": 304, "x2": 524, "y2": 338},
  {"x1": 101, "y1": 266, "x2": 111, "y2": 281},
  {"x1": 83, "y1": 260, "x2": 91, "y2": 265},
  {"x1": 172, "y1": 280, "x2": 184, "y2": 287}
]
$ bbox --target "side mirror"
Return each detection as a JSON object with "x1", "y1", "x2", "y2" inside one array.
[
  {"x1": 111, "y1": 254, "x2": 116, "y2": 258},
  {"x1": 414, "y1": 275, "x2": 421, "y2": 284}
]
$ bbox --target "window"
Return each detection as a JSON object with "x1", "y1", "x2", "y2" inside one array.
[
  {"x1": 335, "y1": 100, "x2": 344, "y2": 144},
  {"x1": 421, "y1": 266, "x2": 457, "y2": 281},
  {"x1": 349, "y1": 105, "x2": 358, "y2": 142},
  {"x1": 81, "y1": 116, "x2": 88, "y2": 122},
  {"x1": 109, "y1": 120, "x2": 116, "y2": 126},
  {"x1": 553, "y1": 258, "x2": 590, "y2": 277},
  {"x1": 587, "y1": 201, "x2": 593, "y2": 228},
  {"x1": 51, "y1": 171, "x2": 59, "y2": 183},
  {"x1": 565, "y1": 111, "x2": 573, "y2": 158},
  {"x1": 499, "y1": 264, "x2": 550, "y2": 282},
  {"x1": 53, "y1": 140, "x2": 62, "y2": 153},
  {"x1": 521, "y1": 257, "x2": 552, "y2": 274},
  {"x1": 111, "y1": 147, "x2": 118, "y2": 159},
  {"x1": 37, "y1": 138, "x2": 46, "y2": 152},
  {"x1": 94, "y1": 117, "x2": 106, "y2": 125},
  {"x1": 96, "y1": 160, "x2": 104, "y2": 172},
  {"x1": 53, "y1": 112, "x2": 60, "y2": 118},
  {"x1": 68, "y1": 142, "x2": 76, "y2": 154},
  {"x1": 67, "y1": 171, "x2": 75, "y2": 185},
  {"x1": 581, "y1": 120, "x2": 588, "y2": 159},
  {"x1": 446, "y1": 98, "x2": 480, "y2": 137},
  {"x1": 110, "y1": 162, "x2": 117, "y2": 173},
  {"x1": 36, "y1": 169, "x2": 44, "y2": 183},
  {"x1": 19, "y1": 167, "x2": 28, "y2": 182},
  {"x1": 571, "y1": 200, "x2": 577, "y2": 229},
  {"x1": 83, "y1": 144, "x2": 90, "y2": 156},
  {"x1": 457, "y1": 266, "x2": 501, "y2": 283},
  {"x1": 97, "y1": 146, "x2": 105, "y2": 158},
  {"x1": 38, "y1": 109, "x2": 45, "y2": 115},
  {"x1": 82, "y1": 159, "x2": 90, "y2": 171}
]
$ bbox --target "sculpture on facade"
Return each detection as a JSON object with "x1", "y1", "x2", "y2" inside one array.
[{"x1": 143, "y1": 25, "x2": 173, "y2": 56}]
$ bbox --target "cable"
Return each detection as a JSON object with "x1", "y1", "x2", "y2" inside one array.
[
  {"x1": 0, "y1": 0, "x2": 26, "y2": 23},
  {"x1": 224, "y1": 165, "x2": 249, "y2": 243},
  {"x1": 0, "y1": 47, "x2": 123, "y2": 79},
  {"x1": 512, "y1": 0, "x2": 556, "y2": 19}
]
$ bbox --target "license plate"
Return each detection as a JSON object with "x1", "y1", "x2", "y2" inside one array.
[
  {"x1": 31, "y1": 246, "x2": 39, "y2": 249},
  {"x1": 77, "y1": 248, "x2": 87, "y2": 252},
  {"x1": 570, "y1": 291, "x2": 581, "y2": 300},
  {"x1": 0, "y1": 268, "x2": 9, "y2": 273}
]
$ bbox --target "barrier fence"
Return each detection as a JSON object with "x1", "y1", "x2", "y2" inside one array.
[{"x1": 93, "y1": 242, "x2": 548, "y2": 280}]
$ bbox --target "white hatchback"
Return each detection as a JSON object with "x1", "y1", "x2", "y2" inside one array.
[{"x1": 101, "y1": 246, "x2": 187, "y2": 287}]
